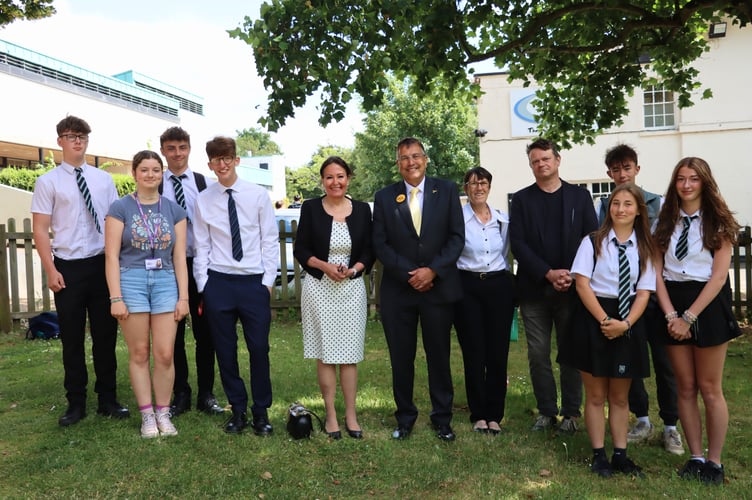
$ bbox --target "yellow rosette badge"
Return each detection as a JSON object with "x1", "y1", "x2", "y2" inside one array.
[{"x1": 396, "y1": 194, "x2": 406, "y2": 203}]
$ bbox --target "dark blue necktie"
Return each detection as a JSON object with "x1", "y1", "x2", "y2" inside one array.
[
  {"x1": 614, "y1": 238, "x2": 632, "y2": 321},
  {"x1": 675, "y1": 215, "x2": 697, "y2": 261},
  {"x1": 227, "y1": 189, "x2": 243, "y2": 261},
  {"x1": 75, "y1": 167, "x2": 101, "y2": 233},
  {"x1": 171, "y1": 174, "x2": 187, "y2": 210}
]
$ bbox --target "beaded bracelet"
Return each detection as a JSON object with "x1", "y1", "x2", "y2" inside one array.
[
  {"x1": 110, "y1": 296, "x2": 123, "y2": 304},
  {"x1": 665, "y1": 311, "x2": 679, "y2": 322},
  {"x1": 623, "y1": 319, "x2": 632, "y2": 338},
  {"x1": 682, "y1": 310, "x2": 698, "y2": 325}
]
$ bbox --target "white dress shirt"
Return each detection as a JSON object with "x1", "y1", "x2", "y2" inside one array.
[
  {"x1": 31, "y1": 162, "x2": 118, "y2": 260},
  {"x1": 193, "y1": 178, "x2": 278, "y2": 291},
  {"x1": 572, "y1": 228, "x2": 656, "y2": 298},
  {"x1": 662, "y1": 210, "x2": 713, "y2": 282},
  {"x1": 403, "y1": 178, "x2": 426, "y2": 211},
  {"x1": 161, "y1": 168, "x2": 214, "y2": 257},
  {"x1": 456, "y1": 203, "x2": 510, "y2": 272}
]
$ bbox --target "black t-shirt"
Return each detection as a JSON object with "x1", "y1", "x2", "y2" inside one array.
[{"x1": 537, "y1": 185, "x2": 566, "y2": 270}]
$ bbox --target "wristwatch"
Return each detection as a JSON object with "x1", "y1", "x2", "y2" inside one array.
[{"x1": 349, "y1": 268, "x2": 360, "y2": 279}]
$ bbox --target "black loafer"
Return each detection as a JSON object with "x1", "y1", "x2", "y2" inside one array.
[
  {"x1": 224, "y1": 412, "x2": 248, "y2": 434},
  {"x1": 392, "y1": 426, "x2": 411, "y2": 440},
  {"x1": 96, "y1": 401, "x2": 130, "y2": 419},
  {"x1": 196, "y1": 394, "x2": 225, "y2": 415},
  {"x1": 252, "y1": 415, "x2": 273, "y2": 436},
  {"x1": 59, "y1": 406, "x2": 86, "y2": 427},
  {"x1": 170, "y1": 391, "x2": 192, "y2": 417},
  {"x1": 433, "y1": 423, "x2": 456, "y2": 442}
]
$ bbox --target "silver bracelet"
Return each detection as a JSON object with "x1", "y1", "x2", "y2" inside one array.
[
  {"x1": 665, "y1": 311, "x2": 679, "y2": 322},
  {"x1": 682, "y1": 310, "x2": 698, "y2": 325}
]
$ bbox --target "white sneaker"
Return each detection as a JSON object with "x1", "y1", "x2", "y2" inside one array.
[
  {"x1": 664, "y1": 428, "x2": 685, "y2": 455},
  {"x1": 140, "y1": 412, "x2": 159, "y2": 439},
  {"x1": 627, "y1": 421, "x2": 654, "y2": 443},
  {"x1": 156, "y1": 410, "x2": 178, "y2": 437}
]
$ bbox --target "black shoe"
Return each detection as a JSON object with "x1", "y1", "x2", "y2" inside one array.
[
  {"x1": 252, "y1": 415, "x2": 273, "y2": 436},
  {"x1": 345, "y1": 425, "x2": 363, "y2": 439},
  {"x1": 392, "y1": 426, "x2": 412, "y2": 440},
  {"x1": 326, "y1": 429, "x2": 342, "y2": 440},
  {"x1": 678, "y1": 459, "x2": 704, "y2": 480},
  {"x1": 196, "y1": 394, "x2": 225, "y2": 415},
  {"x1": 433, "y1": 423, "x2": 456, "y2": 442},
  {"x1": 700, "y1": 461, "x2": 724, "y2": 485},
  {"x1": 591, "y1": 455, "x2": 612, "y2": 478},
  {"x1": 59, "y1": 406, "x2": 86, "y2": 427},
  {"x1": 224, "y1": 412, "x2": 248, "y2": 434},
  {"x1": 96, "y1": 401, "x2": 130, "y2": 419},
  {"x1": 611, "y1": 456, "x2": 645, "y2": 478},
  {"x1": 170, "y1": 391, "x2": 192, "y2": 417}
]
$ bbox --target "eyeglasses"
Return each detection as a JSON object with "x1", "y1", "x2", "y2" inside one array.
[
  {"x1": 209, "y1": 156, "x2": 235, "y2": 166},
  {"x1": 59, "y1": 134, "x2": 89, "y2": 143},
  {"x1": 466, "y1": 181, "x2": 490, "y2": 188},
  {"x1": 397, "y1": 153, "x2": 426, "y2": 163}
]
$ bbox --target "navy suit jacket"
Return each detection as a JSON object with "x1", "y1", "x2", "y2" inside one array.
[
  {"x1": 372, "y1": 177, "x2": 465, "y2": 304},
  {"x1": 293, "y1": 197, "x2": 373, "y2": 280},
  {"x1": 509, "y1": 180, "x2": 598, "y2": 300}
]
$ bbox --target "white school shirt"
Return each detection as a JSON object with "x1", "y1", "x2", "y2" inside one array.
[
  {"x1": 192, "y1": 177, "x2": 278, "y2": 291},
  {"x1": 662, "y1": 209, "x2": 713, "y2": 282},
  {"x1": 161, "y1": 168, "x2": 215, "y2": 257},
  {"x1": 456, "y1": 203, "x2": 510, "y2": 272},
  {"x1": 572, "y1": 229, "x2": 656, "y2": 298},
  {"x1": 31, "y1": 162, "x2": 118, "y2": 260}
]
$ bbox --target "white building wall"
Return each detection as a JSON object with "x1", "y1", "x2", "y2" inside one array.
[{"x1": 476, "y1": 23, "x2": 752, "y2": 225}]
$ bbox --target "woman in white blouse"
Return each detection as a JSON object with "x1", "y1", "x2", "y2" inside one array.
[
  {"x1": 653, "y1": 157, "x2": 741, "y2": 485},
  {"x1": 454, "y1": 167, "x2": 515, "y2": 435}
]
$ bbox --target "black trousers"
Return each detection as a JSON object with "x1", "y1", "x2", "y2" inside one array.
[
  {"x1": 628, "y1": 298, "x2": 679, "y2": 426},
  {"x1": 381, "y1": 291, "x2": 455, "y2": 428},
  {"x1": 53, "y1": 255, "x2": 119, "y2": 407},
  {"x1": 454, "y1": 271, "x2": 515, "y2": 423},
  {"x1": 173, "y1": 257, "x2": 217, "y2": 399}
]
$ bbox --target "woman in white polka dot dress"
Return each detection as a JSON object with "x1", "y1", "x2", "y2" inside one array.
[{"x1": 293, "y1": 156, "x2": 373, "y2": 439}]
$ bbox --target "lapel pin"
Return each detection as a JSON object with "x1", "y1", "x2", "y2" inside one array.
[{"x1": 396, "y1": 194, "x2": 406, "y2": 203}]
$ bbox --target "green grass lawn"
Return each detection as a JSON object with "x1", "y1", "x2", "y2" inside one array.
[{"x1": 1, "y1": 316, "x2": 750, "y2": 498}]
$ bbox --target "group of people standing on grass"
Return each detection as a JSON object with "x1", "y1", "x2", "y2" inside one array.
[{"x1": 32, "y1": 115, "x2": 739, "y2": 486}]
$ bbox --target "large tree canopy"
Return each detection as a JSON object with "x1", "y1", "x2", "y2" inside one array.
[
  {"x1": 235, "y1": 127, "x2": 282, "y2": 157},
  {"x1": 0, "y1": 0, "x2": 55, "y2": 26},
  {"x1": 231, "y1": 0, "x2": 750, "y2": 148}
]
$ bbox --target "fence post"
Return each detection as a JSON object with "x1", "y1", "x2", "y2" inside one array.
[{"x1": 0, "y1": 223, "x2": 11, "y2": 332}]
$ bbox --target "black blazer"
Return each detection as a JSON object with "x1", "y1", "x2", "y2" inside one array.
[
  {"x1": 372, "y1": 177, "x2": 465, "y2": 304},
  {"x1": 509, "y1": 180, "x2": 598, "y2": 300},
  {"x1": 293, "y1": 197, "x2": 373, "y2": 280}
]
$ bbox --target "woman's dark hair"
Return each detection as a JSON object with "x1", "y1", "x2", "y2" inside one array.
[
  {"x1": 132, "y1": 150, "x2": 163, "y2": 171},
  {"x1": 654, "y1": 157, "x2": 739, "y2": 251},
  {"x1": 320, "y1": 156, "x2": 352, "y2": 177},
  {"x1": 592, "y1": 183, "x2": 654, "y2": 275},
  {"x1": 463, "y1": 166, "x2": 492, "y2": 185}
]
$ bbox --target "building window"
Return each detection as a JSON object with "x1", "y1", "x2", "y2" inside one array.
[
  {"x1": 576, "y1": 181, "x2": 615, "y2": 202},
  {"x1": 260, "y1": 162, "x2": 269, "y2": 170},
  {"x1": 643, "y1": 85, "x2": 675, "y2": 129}
]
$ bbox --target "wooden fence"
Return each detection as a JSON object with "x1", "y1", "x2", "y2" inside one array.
[
  {"x1": 1, "y1": 218, "x2": 749, "y2": 333},
  {"x1": 0, "y1": 218, "x2": 383, "y2": 333}
]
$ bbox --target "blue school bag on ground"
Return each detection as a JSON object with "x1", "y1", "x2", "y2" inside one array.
[{"x1": 25, "y1": 312, "x2": 60, "y2": 340}]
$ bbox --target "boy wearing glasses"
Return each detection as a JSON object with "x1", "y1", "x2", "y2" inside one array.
[
  {"x1": 32, "y1": 115, "x2": 129, "y2": 426},
  {"x1": 192, "y1": 137, "x2": 278, "y2": 435}
]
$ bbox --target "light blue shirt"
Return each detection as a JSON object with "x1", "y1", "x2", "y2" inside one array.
[{"x1": 456, "y1": 203, "x2": 510, "y2": 272}]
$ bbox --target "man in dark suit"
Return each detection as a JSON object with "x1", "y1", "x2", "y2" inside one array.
[
  {"x1": 509, "y1": 138, "x2": 598, "y2": 434},
  {"x1": 373, "y1": 137, "x2": 465, "y2": 441}
]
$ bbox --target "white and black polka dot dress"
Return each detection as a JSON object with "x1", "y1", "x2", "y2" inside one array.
[{"x1": 301, "y1": 221, "x2": 366, "y2": 364}]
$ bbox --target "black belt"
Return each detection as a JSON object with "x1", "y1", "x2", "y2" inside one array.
[{"x1": 461, "y1": 270, "x2": 508, "y2": 280}]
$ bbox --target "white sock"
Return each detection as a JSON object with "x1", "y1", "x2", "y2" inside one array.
[
  {"x1": 637, "y1": 416, "x2": 650, "y2": 425},
  {"x1": 664, "y1": 425, "x2": 677, "y2": 433}
]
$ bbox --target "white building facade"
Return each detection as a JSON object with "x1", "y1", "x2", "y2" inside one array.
[{"x1": 475, "y1": 21, "x2": 752, "y2": 225}]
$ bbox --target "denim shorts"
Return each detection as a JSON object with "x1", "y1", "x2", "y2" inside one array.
[{"x1": 120, "y1": 267, "x2": 177, "y2": 314}]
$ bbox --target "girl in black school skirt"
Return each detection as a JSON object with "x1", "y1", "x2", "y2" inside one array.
[
  {"x1": 561, "y1": 182, "x2": 656, "y2": 478},
  {"x1": 653, "y1": 157, "x2": 741, "y2": 485}
]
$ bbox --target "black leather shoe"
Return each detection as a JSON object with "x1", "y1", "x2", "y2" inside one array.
[
  {"x1": 196, "y1": 394, "x2": 225, "y2": 415},
  {"x1": 59, "y1": 406, "x2": 86, "y2": 427},
  {"x1": 345, "y1": 426, "x2": 363, "y2": 439},
  {"x1": 224, "y1": 412, "x2": 248, "y2": 434},
  {"x1": 252, "y1": 415, "x2": 273, "y2": 436},
  {"x1": 96, "y1": 401, "x2": 130, "y2": 419},
  {"x1": 170, "y1": 391, "x2": 191, "y2": 417},
  {"x1": 433, "y1": 423, "x2": 456, "y2": 442},
  {"x1": 392, "y1": 426, "x2": 411, "y2": 440},
  {"x1": 326, "y1": 429, "x2": 342, "y2": 440}
]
